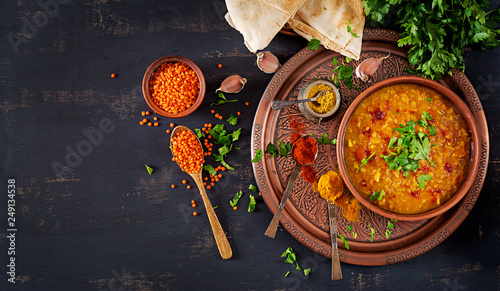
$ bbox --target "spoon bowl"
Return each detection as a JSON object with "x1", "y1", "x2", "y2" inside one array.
[
  {"x1": 264, "y1": 136, "x2": 318, "y2": 238},
  {"x1": 170, "y1": 125, "x2": 232, "y2": 259}
]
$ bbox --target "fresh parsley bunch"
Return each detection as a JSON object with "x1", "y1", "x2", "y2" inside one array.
[{"x1": 362, "y1": 0, "x2": 500, "y2": 79}]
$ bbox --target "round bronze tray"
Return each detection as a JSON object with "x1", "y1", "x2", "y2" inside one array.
[{"x1": 251, "y1": 29, "x2": 489, "y2": 266}]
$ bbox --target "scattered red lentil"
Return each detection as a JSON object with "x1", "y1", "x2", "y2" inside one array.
[
  {"x1": 210, "y1": 109, "x2": 215, "y2": 114},
  {"x1": 148, "y1": 122, "x2": 152, "y2": 126},
  {"x1": 187, "y1": 185, "x2": 191, "y2": 189},
  {"x1": 154, "y1": 122, "x2": 159, "y2": 126},
  {"x1": 111, "y1": 73, "x2": 116, "y2": 78},
  {"x1": 149, "y1": 62, "x2": 200, "y2": 114},
  {"x1": 207, "y1": 185, "x2": 211, "y2": 189},
  {"x1": 146, "y1": 111, "x2": 151, "y2": 115},
  {"x1": 154, "y1": 117, "x2": 158, "y2": 121},
  {"x1": 217, "y1": 64, "x2": 222, "y2": 68},
  {"x1": 237, "y1": 112, "x2": 241, "y2": 115},
  {"x1": 141, "y1": 111, "x2": 146, "y2": 116},
  {"x1": 191, "y1": 200, "x2": 195, "y2": 204},
  {"x1": 170, "y1": 123, "x2": 175, "y2": 127},
  {"x1": 143, "y1": 119, "x2": 147, "y2": 123},
  {"x1": 191, "y1": 203, "x2": 196, "y2": 207},
  {"x1": 139, "y1": 121, "x2": 144, "y2": 125},
  {"x1": 171, "y1": 184, "x2": 175, "y2": 188},
  {"x1": 232, "y1": 206, "x2": 237, "y2": 210},
  {"x1": 245, "y1": 102, "x2": 249, "y2": 106},
  {"x1": 182, "y1": 180, "x2": 187, "y2": 184},
  {"x1": 193, "y1": 212, "x2": 198, "y2": 216},
  {"x1": 166, "y1": 129, "x2": 171, "y2": 133}
]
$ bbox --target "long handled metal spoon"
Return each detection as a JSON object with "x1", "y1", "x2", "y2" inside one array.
[
  {"x1": 271, "y1": 90, "x2": 328, "y2": 110},
  {"x1": 318, "y1": 171, "x2": 344, "y2": 280},
  {"x1": 264, "y1": 137, "x2": 318, "y2": 238},
  {"x1": 171, "y1": 125, "x2": 232, "y2": 259}
]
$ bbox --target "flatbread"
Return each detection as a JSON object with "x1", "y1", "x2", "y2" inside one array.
[
  {"x1": 225, "y1": 0, "x2": 306, "y2": 53},
  {"x1": 288, "y1": 0, "x2": 365, "y2": 59}
]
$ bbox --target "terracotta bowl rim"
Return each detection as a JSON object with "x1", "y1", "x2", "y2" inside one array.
[
  {"x1": 336, "y1": 76, "x2": 480, "y2": 221},
  {"x1": 142, "y1": 55, "x2": 206, "y2": 118}
]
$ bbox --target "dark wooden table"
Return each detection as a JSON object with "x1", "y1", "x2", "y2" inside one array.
[{"x1": 1, "y1": 1, "x2": 499, "y2": 290}]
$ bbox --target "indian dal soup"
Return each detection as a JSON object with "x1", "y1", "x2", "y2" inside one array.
[{"x1": 344, "y1": 84, "x2": 471, "y2": 214}]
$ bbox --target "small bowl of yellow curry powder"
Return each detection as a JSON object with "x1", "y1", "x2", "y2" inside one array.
[{"x1": 298, "y1": 79, "x2": 341, "y2": 123}]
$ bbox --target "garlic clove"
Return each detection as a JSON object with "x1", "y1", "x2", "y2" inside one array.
[
  {"x1": 216, "y1": 75, "x2": 247, "y2": 93},
  {"x1": 355, "y1": 53, "x2": 390, "y2": 82},
  {"x1": 256, "y1": 51, "x2": 281, "y2": 74}
]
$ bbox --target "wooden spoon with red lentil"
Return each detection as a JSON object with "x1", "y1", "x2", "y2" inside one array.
[{"x1": 170, "y1": 125, "x2": 232, "y2": 259}]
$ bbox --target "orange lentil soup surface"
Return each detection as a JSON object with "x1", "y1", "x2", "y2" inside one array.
[
  {"x1": 171, "y1": 130, "x2": 204, "y2": 174},
  {"x1": 149, "y1": 62, "x2": 200, "y2": 114},
  {"x1": 344, "y1": 84, "x2": 470, "y2": 214}
]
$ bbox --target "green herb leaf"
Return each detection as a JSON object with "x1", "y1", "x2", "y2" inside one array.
[
  {"x1": 295, "y1": 263, "x2": 301, "y2": 271},
  {"x1": 230, "y1": 191, "x2": 243, "y2": 207},
  {"x1": 211, "y1": 92, "x2": 238, "y2": 106},
  {"x1": 323, "y1": 6, "x2": 327, "y2": 10},
  {"x1": 353, "y1": 232, "x2": 358, "y2": 239},
  {"x1": 385, "y1": 229, "x2": 393, "y2": 239},
  {"x1": 304, "y1": 268, "x2": 311, "y2": 276},
  {"x1": 338, "y1": 234, "x2": 350, "y2": 250},
  {"x1": 266, "y1": 142, "x2": 279, "y2": 158},
  {"x1": 390, "y1": 219, "x2": 398, "y2": 222},
  {"x1": 429, "y1": 125, "x2": 437, "y2": 136},
  {"x1": 387, "y1": 221, "x2": 395, "y2": 229},
  {"x1": 417, "y1": 174, "x2": 432, "y2": 189},
  {"x1": 203, "y1": 165, "x2": 217, "y2": 176},
  {"x1": 308, "y1": 38, "x2": 320, "y2": 50},
  {"x1": 252, "y1": 149, "x2": 263, "y2": 163},
  {"x1": 227, "y1": 114, "x2": 238, "y2": 125},
  {"x1": 249, "y1": 184, "x2": 258, "y2": 192},
  {"x1": 281, "y1": 247, "x2": 297, "y2": 264},
  {"x1": 346, "y1": 225, "x2": 353, "y2": 232},
  {"x1": 347, "y1": 20, "x2": 360, "y2": 38},
  {"x1": 368, "y1": 225, "x2": 375, "y2": 242},
  {"x1": 248, "y1": 195, "x2": 256, "y2": 212},
  {"x1": 369, "y1": 190, "x2": 385, "y2": 201},
  {"x1": 356, "y1": 152, "x2": 375, "y2": 173},
  {"x1": 316, "y1": 133, "x2": 337, "y2": 145},
  {"x1": 144, "y1": 164, "x2": 153, "y2": 175},
  {"x1": 194, "y1": 128, "x2": 205, "y2": 138},
  {"x1": 279, "y1": 141, "x2": 292, "y2": 157},
  {"x1": 284, "y1": 271, "x2": 290, "y2": 277},
  {"x1": 426, "y1": 97, "x2": 432, "y2": 102},
  {"x1": 232, "y1": 128, "x2": 241, "y2": 141}
]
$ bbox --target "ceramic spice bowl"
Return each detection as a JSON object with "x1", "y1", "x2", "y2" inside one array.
[
  {"x1": 142, "y1": 55, "x2": 206, "y2": 118},
  {"x1": 336, "y1": 76, "x2": 480, "y2": 221}
]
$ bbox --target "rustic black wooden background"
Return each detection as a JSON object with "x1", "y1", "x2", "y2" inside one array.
[{"x1": 1, "y1": 1, "x2": 499, "y2": 290}]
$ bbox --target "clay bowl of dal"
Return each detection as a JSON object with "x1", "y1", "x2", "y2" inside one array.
[
  {"x1": 142, "y1": 55, "x2": 206, "y2": 118},
  {"x1": 337, "y1": 76, "x2": 480, "y2": 221}
]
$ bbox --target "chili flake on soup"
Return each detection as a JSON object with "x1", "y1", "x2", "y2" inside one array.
[{"x1": 344, "y1": 84, "x2": 471, "y2": 214}]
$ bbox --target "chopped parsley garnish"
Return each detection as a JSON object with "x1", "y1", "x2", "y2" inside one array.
[
  {"x1": 316, "y1": 133, "x2": 337, "y2": 145},
  {"x1": 284, "y1": 271, "x2": 290, "y2": 277},
  {"x1": 368, "y1": 225, "x2": 375, "y2": 242},
  {"x1": 252, "y1": 149, "x2": 263, "y2": 163},
  {"x1": 194, "y1": 128, "x2": 205, "y2": 138},
  {"x1": 387, "y1": 221, "x2": 395, "y2": 229},
  {"x1": 308, "y1": 38, "x2": 320, "y2": 50},
  {"x1": 211, "y1": 92, "x2": 238, "y2": 106},
  {"x1": 353, "y1": 232, "x2": 358, "y2": 239},
  {"x1": 346, "y1": 225, "x2": 353, "y2": 232},
  {"x1": 369, "y1": 190, "x2": 385, "y2": 201},
  {"x1": 347, "y1": 20, "x2": 360, "y2": 38},
  {"x1": 226, "y1": 114, "x2": 238, "y2": 125},
  {"x1": 323, "y1": 7, "x2": 327, "y2": 10},
  {"x1": 213, "y1": 205, "x2": 218, "y2": 209},
  {"x1": 426, "y1": 97, "x2": 432, "y2": 102},
  {"x1": 248, "y1": 184, "x2": 258, "y2": 192},
  {"x1": 207, "y1": 125, "x2": 241, "y2": 170},
  {"x1": 281, "y1": 247, "x2": 311, "y2": 276},
  {"x1": 338, "y1": 234, "x2": 349, "y2": 250},
  {"x1": 429, "y1": 125, "x2": 437, "y2": 136},
  {"x1": 356, "y1": 152, "x2": 375, "y2": 173},
  {"x1": 266, "y1": 140, "x2": 291, "y2": 158},
  {"x1": 332, "y1": 57, "x2": 356, "y2": 89},
  {"x1": 230, "y1": 191, "x2": 243, "y2": 207},
  {"x1": 417, "y1": 174, "x2": 432, "y2": 189},
  {"x1": 385, "y1": 229, "x2": 393, "y2": 239},
  {"x1": 248, "y1": 195, "x2": 256, "y2": 212},
  {"x1": 380, "y1": 113, "x2": 436, "y2": 179},
  {"x1": 144, "y1": 164, "x2": 153, "y2": 175},
  {"x1": 203, "y1": 165, "x2": 217, "y2": 176}
]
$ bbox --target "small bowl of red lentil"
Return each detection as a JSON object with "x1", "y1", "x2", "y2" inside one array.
[
  {"x1": 142, "y1": 55, "x2": 206, "y2": 118},
  {"x1": 337, "y1": 76, "x2": 480, "y2": 221}
]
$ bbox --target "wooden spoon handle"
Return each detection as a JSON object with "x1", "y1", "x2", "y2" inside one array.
[{"x1": 193, "y1": 174, "x2": 232, "y2": 259}]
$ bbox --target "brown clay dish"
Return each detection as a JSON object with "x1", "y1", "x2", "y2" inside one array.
[
  {"x1": 142, "y1": 55, "x2": 206, "y2": 118},
  {"x1": 337, "y1": 76, "x2": 480, "y2": 221}
]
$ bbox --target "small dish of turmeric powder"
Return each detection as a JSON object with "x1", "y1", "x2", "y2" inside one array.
[{"x1": 297, "y1": 79, "x2": 341, "y2": 123}]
